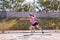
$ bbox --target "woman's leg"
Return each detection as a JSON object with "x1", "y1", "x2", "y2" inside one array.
[
  {"x1": 29, "y1": 25, "x2": 33, "y2": 32},
  {"x1": 36, "y1": 25, "x2": 44, "y2": 33},
  {"x1": 36, "y1": 25, "x2": 42, "y2": 30}
]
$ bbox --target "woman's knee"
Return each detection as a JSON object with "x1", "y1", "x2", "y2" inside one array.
[{"x1": 29, "y1": 26, "x2": 32, "y2": 29}]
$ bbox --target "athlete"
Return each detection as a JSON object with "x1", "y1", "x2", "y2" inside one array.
[
  {"x1": 29, "y1": 14, "x2": 44, "y2": 33},
  {"x1": 19, "y1": 13, "x2": 44, "y2": 33}
]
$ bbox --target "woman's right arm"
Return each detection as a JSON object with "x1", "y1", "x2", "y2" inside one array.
[{"x1": 19, "y1": 18, "x2": 29, "y2": 20}]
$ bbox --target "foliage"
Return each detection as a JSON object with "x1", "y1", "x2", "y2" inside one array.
[
  {"x1": 0, "y1": 18, "x2": 60, "y2": 30},
  {"x1": 4, "y1": 0, "x2": 33, "y2": 11},
  {"x1": 39, "y1": 0, "x2": 60, "y2": 11}
]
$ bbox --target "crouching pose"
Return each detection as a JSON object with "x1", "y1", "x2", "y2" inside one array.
[{"x1": 29, "y1": 14, "x2": 44, "y2": 33}]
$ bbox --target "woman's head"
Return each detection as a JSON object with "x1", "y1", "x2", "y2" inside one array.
[{"x1": 29, "y1": 13, "x2": 34, "y2": 17}]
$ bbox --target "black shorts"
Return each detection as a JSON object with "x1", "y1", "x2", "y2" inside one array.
[{"x1": 32, "y1": 22, "x2": 38, "y2": 26}]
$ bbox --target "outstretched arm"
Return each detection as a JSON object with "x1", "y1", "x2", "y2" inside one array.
[
  {"x1": 19, "y1": 18, "x2": 29, "y2": 20},
  {"x1": 35, "y1": 18, "x2": 40, "y2": 21}
]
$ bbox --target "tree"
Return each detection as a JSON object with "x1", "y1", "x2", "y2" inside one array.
[
  {"x1": 17, "y1": 0, "x2": 24, "y2": 3},
  {"x1": 49, "y1": 0, "x2": 59, "y2": 10},
  {"x1": 23, "y1": 4, "x2": 33, "y2": 11},
  {"x1": 4, "y1": 0, "x2": 10, "y2": 9},
  {"x1": 4, "y1": 0, "x2": 34, "y2": 12},
  {"x1": 4, "y1": 0, "x2": 24, "y2": 11},
  {"x1": 39, "y1": 0, "x2": 60, "y2": 12}
]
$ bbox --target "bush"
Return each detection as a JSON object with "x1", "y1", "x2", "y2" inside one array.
[
  {"x1": 3, "y1": 18, "x2": 60, "y2": 30},
  {"x1": 9, "y1": 20, "x2": 31, "y2": 30}
]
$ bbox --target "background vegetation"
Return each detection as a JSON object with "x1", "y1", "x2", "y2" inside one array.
[
  {"x1": 0, "y1": 0, "x2": 60, "y2": 30},
  {"x1": 0, "y1": 18, "x2": 60, "y2": 30}
]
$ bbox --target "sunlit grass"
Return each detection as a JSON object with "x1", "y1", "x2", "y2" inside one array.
[{"x1": 0, "y1": 18, "x2": 60, "y2": 30}]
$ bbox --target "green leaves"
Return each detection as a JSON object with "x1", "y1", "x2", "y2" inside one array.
[
  {"x1": 17, "y1": 0, "x2": 24, "y2": 2},
  {"x1": 4, "y1": 0, "x2": 10, "y2": 8},
  {"x1": 3, "y1": 0, "x2": 60, "y2": 11},
  {"x1": 7, "y1": 18, "x2": 60, "y2": 30},
  {"x1": 4, "y1": 0, "x2": 33, "y2": 11},
  {"x1": 39, "y1": 0, "x2": 60, "y2": 11},
  {"x1": 4, "y1": 0, "x2": 24, "y2": 11}
]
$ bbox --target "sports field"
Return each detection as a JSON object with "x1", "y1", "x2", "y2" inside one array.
[{"x1": 0, "y1": 30, "x2": 60, "y2": 40}]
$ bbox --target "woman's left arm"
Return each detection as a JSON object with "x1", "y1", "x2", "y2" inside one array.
[{"x1": 35, "y1": 18, "x2": 40, "y2": 21}]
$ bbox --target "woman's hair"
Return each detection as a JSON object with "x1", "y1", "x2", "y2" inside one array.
[{"x1": 29, "y1": 14, "x2": 34, "y2": 17}]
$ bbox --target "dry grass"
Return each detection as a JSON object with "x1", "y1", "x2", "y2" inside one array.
[{"x1": 0, "y1": 19, "x2": 17, "y2": 30}]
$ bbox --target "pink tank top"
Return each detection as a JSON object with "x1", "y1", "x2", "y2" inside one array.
[{"x1": 30, "y1": 17, "x2": 37, "y2": 24}]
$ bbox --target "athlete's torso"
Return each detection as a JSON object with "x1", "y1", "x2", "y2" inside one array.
[{"x1": 29, "y1": 17, "x2": 37, "y2": 24}]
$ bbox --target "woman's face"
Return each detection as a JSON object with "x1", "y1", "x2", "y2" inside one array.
[
  {"x1": 29, "y1": 16, "x2": 32, "y2": 18},
  {"x1": 29, "y1": 15, "x2": 33, "y2": 18},
  {"x1": 29, "y1": 14, "x2": 34, "y2": 18}
]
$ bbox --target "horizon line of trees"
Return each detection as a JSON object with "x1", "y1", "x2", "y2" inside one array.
[{"x1": 0, "y1": 0, "x2": 60, "y2": 12}]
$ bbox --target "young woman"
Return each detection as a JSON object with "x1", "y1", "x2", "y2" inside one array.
[
  {"x1": 20, "y1": 13, "x2": 44, "y2": 33},
  {"x1": 29, "y1": 14, "x2": 44, "y2": 33}
]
